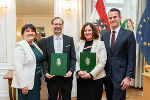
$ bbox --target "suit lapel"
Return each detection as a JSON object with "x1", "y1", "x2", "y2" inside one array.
[
  {"x1": 63, "y1": 35, "x2": 67, "y2": 53},
  {"x1": 79, "y1": 40, "x2": 85, "y2": 52},
  {"x1": 91, "y1": 40, "x2": 97, "y2": 52},
  {"x1": 105, "y1": 31, "x2": 111, "y2": 54},
  {"x1": 33, "y1": 42, "x2": 43, "y2": 54},
  {"x1": 23, "y1": 39, "x2": 36, "y2": 62},
  {"x1": 112, "y1": 27, "x2": 124, "y2": 54},
  {"x1": 49, "y1": 36, "x2": 55, "y2": 53}
]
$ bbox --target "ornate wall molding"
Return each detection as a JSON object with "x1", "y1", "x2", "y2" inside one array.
[
  {"x1": 0, "y1": 8, "x2": 7, "y2": 63},
  {"x1": 0, "y1": 0, "x2": 16, "y2": 99},
  {"x1": 0, "y1": 70, "x2": 9, "y2": 99},
  {"x1": 17, "y1": 15, "x2": 54, "y2": 37}
]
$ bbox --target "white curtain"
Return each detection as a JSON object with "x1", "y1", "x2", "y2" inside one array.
[
  {"x1": 115, "y1": 0, "x2": 146, "y2": 88},
  {"x1": 130, "y1": 0, "x2": 146, "y2": 88},
  {"x1": 121, "y1": 0, "x2": 136, "y2": 25}
]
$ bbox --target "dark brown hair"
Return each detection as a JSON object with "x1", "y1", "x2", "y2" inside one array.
[
  {"x1": 109, "y1": 8, "x2": 121, "y2": 17},
  {"x1": 40, "y1": 32, "x2": 46, "y2": 37},
  {"x1": 51, "y1": 17, "x2": 64, "y2": 25},
  {"x1": 21, "y1": 24, "x2": 36, "y2": 35},
  {"x1": 80, "y1": 22, "x2": 99, "y2": 40}
]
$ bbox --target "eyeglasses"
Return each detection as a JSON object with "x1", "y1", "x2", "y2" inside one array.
[{"x1": 53, "y1": 23, "x2": 63, "y2": 26}]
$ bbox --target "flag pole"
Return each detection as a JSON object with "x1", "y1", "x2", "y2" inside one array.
[{"x1": 144, "y1": 57, "x2": 146, "y2": 66}]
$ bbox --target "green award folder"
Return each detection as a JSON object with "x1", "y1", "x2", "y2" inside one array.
[
  {"x1": 80, "y1": 52, "x2": 96, "y2": 72},
  {"x1": 50, "y1": 53, "x2": 67, "y2": 76}
]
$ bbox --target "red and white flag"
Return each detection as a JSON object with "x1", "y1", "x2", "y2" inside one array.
[{"x1": 89, "y1": 0, "x2": 110, "y2": 30}]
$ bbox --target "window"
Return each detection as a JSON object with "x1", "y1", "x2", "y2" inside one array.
[
  {"x1": 104, "y1": 0, "x2": 124, "y2": 13},
  {"x1": 95, "y1": 0, "x2": 124, "y2": 13},
  {"x1": 105, "y1": 0, "x2": 124, "y2": 3},
  {"x1": 95, "y1": 0, "x2": 124, "y2": 3}
]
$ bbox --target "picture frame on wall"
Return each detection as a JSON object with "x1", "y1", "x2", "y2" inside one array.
[{"x1": 36, "y1": 27, "x2": 44, "y2": 40}]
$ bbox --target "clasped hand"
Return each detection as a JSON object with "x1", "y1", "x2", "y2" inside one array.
[
  {"x1": 78, "y1": 71, "x2": 91, "y2": 79},
  {"x1": 45, "y1": 71, "x2": 72, "y2": 79}
]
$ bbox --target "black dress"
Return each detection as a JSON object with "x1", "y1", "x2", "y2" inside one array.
[
  {"x1": 18, "y1": 45, "x2": 43, "y2": 100},
  {"x1": 77, "y1": 40, "x2": 103, "y2": 100}
]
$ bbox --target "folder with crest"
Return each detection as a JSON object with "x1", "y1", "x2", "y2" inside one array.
[
  {"x1": 50, "y1": 53, "x2": 67, "y2": 76},
  {"x1": 80, "y1": 52, "x2": 96, "y2": 72}
]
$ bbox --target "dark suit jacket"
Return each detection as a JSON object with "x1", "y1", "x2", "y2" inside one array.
[
  {"x1": 43, "y1": 34, "x2": 76, "y2": 76},
  {"x1": 101, "y1": 27, "x2": 136, "y2": 84},
  {"x1": 37, "y1": 38, "x2": 45, "y2": 51}
]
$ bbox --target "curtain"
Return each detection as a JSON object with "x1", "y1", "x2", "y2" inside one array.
[
  {"x1": 130, "y1": 0, "x2": 146, "y2": 88},
  {"x1": 112, "y1": 0, "x2": 146, "y2": 88},
  {"x1": 121, "y1": 0, "x2": 137, "y2": 25}
]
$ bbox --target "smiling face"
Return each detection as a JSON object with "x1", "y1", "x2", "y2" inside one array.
[
  {"x1": 23, "y1": 28, "x2": 36, "y2": 44},
  {"x1": 84, "y1": 25, "x2": 93, "y2": 41},
  {"x1": 51, "y1": 18, "x2": 64, "y2": 36},
  {"x1": 108, "y1": 11, "x2": 121, "y2": 30}
]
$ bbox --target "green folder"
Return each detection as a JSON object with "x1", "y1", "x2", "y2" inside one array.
[
  {"x1": 50, "y1": 53, "x2": 67, "y2": 76},
  {"x1": 80, "y1": 52, "x2": 96, "y2": 72}
]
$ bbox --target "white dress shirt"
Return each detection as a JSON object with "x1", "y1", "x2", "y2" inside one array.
[
  {"x1": 110, "y1": 26, "x2": 121, "y2": 45},
  {"x1": 54, "y1": 34, "x2": 63, "y2": 53}
]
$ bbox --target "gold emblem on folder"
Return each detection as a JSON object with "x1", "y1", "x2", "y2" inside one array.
[
  {"x1": 85, "y1": 57, "x2": 90, "y2": 66},
  {"x1": 56, "y1": 58, "x2": 61, "y2": 66}
]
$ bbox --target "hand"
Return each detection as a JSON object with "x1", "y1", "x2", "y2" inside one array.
[
  {"x1": 81, "y1": 73, "x2": 91, "y2": 79},
  {"x1": 78, "y1": 71, "x2": 86, "y2": 77},
  {"x1": 45, "y1": 73, "x2": 54, "y2": 79},
  {"x1": 64, "y1": 71, "x2": 72, "y2": 77},
  {"x1": 121, "y1": 78, "x2": 131, "y2": 90},
  {"x1": 22, "y1": 86, "x2": 28, "y2": 95}
]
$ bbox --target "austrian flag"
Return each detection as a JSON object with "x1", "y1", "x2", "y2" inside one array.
[{"x1": 89, "y1": 0, "x2": 110, "y2": 30}]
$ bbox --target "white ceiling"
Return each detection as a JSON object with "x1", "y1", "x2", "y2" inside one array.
[{"x1": 16, "y1": 0, "x2": 54, "y2": 15}]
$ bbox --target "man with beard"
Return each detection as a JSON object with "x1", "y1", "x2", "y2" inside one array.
[{"x1": 43, "y1": 17, "x2": 76, "y2": 100}]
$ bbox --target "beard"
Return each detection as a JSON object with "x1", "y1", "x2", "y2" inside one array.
[{"x1": 54, "y1": 29, "x2": 62, "y2": 34}]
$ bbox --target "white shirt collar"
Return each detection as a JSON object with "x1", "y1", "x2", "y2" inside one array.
[
  {"x1": 110, "y1": 26, "x2": 121, "y2": 45},
  {"x1": 111, "y1": 26, "x2": 121, "y2": 34},
  {"x1": 54, "y1": 33, "x2": 63, "y2": 40}
]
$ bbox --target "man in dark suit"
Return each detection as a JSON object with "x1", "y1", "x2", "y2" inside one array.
[
  {"x1": 101, "y1": 8, "x2": 136, "y2": 100},
  {"x1": 37, "y1": 32, "x2": 46, "y2": 51},
  {"x1": 43, "y1": 17, "x2": 76, "y2": 100}
]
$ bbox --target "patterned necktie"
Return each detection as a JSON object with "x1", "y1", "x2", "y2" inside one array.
[
  {"x1": 110, "y1": 31, "x2": 116, "y2": 52},
  {"x1": 56, "y1": 37, "x2": 61, "y2": 53}
]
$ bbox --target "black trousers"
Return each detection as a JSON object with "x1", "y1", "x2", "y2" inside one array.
[
  {"x1": 47, "y1": 76, "x2": 73, "y2": 100},
  {"x1": 77, "y1": 77, "x2": 103, "y2": 100},
  {"x1": 102, "y1": 76, "x2": 126, "y2": 100}
]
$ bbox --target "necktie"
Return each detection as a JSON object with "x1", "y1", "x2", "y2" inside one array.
[
  {"x1": 56, "y1": 37, "x2": 62, "y2": 53},
  {"x1": 110, "y1": 31, "x2": 116, "y2": 52}
]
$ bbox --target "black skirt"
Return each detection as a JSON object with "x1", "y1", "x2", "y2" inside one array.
[{"x1": 77, "y1": 77, "x2": 103, "y2": 100}]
